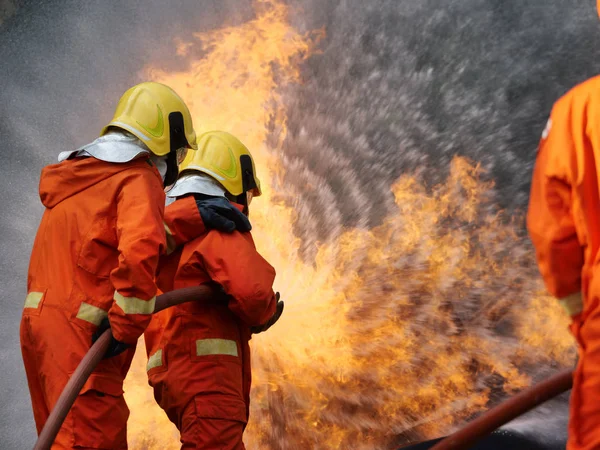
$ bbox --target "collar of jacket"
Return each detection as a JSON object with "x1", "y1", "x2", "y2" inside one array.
[
  {"x1": 57, "y1": 130, "x2": 150, "y2": 164},
  {"x1": 166, "y1": 173, "x2": 227, "y2": 200}
]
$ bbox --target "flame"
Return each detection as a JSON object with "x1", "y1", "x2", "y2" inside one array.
[
  {"x1": 247, "y1": 159, "x2": 575, "y2": 448},
  {"x1": 123, "y1": 1, "x2": 576, "y2": 448}
]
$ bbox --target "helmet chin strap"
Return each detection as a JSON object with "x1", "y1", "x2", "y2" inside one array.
[
  {"x1": 163, "y1": 151, "x2": 179, "y2": 187},
  {"x1": 228, "y1": 193, "x2": 249, "y2": 217}
]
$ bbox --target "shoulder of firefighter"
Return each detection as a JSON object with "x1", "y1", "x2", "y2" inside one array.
[
  {"x1": 193, "y1": 230, "x2": 277, "y2": 327},
  {"x1": 163, "y1": 196, "x2": 208, "y2": 254},
  {"x1": 526, "y1": 83, "x2": 591, "y2": 319}
]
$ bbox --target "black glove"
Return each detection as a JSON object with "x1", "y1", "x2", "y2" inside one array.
[
  {"x1": 92, "y1": 318, "x2": 131, "y2": 359},
  {"x1": 196, "y1": 197, "x2": 252, "y2": 233},
  {"x1": 250, "y1": 293, "x2": 284, "y2": 334}
]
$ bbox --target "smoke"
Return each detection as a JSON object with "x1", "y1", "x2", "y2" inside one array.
[
  {"x1": 1, "y1": 0, "x2": 597, "y2": 448},
  {"x1": 276, "y1": 0, "x2": 600, "y2": 250}
]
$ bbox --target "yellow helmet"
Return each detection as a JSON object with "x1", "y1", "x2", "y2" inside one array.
[
  {"x1": 101, "y1": 82, "x2": 198, "y2": 156},
  {"x1": 179, "y1": 131, "x2": 262, "y2": 197}
]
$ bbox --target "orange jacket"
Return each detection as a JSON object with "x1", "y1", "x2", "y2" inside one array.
[
  {"x1": 527, "y1": 75, "x2": 600, "y2": 319},
  {"x1": 145, "y1": 198, "x2": 277, "y2": 427},
  {"x1": 21, "y1": 156, "x2": 207, "y2": 429},
  {"x1": 26, "y1": 157, "x2": 205, "y2": 344}
]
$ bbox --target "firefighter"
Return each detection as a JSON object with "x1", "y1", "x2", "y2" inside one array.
[
  {"x1": 527, "y1": 73, "x2": 600, "y2": 449},
  {"x1": 144, "y1": 130, "x2": 283, "y2": 449},
  {"x1": 20, "y1": 83, "x2": 250, "y2": 449}
]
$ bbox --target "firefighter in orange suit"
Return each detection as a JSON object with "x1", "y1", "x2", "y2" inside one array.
[
  {"x1": 145, "y1": 131, "x2": 283, "y2": 450},
  {"x1": 20, "y1": 83, "x2": 251, "y2": 449},
  {"x1": 527, "y1": 73, "x2": 600, "y2": 450}
]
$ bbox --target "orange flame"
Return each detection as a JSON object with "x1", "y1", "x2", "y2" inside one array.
[
  {"x1": 123, "y1": 1, "x2": 576, "y2": 448},
  {"x1": 247, "y1": 158, "x2": 576, "y2": 448}
]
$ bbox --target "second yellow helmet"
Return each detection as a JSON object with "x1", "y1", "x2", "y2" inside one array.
[
  {"x1": 178, "y1": 131, "x2": 261, "y2": 197},
  {"x1": 101, "y1": 82, "x2": 198, "y2": 156}
]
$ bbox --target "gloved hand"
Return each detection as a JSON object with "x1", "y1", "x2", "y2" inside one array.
[
  {"x1": 92, "y1": 318, "x2": 131, "y2": 359},
  {"x1": 250, "y1": 293, "x2": 284, "y2": 334},
  {"x1": 196, "y1": 197, "x2": 252, "y2": 233}
]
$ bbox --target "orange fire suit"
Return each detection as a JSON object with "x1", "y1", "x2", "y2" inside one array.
[
  {"x1": 20, "y1": 156, "x2": 205, "y2": 449},
  {"x1": 527, "y1": 75, "x2": 600, "y2": 450},
  {"x1": 144, "y1": 198, "x2": 277, "y2": 450}
]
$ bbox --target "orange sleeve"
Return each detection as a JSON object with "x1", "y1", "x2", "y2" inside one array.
[
  {"x1": 196, "y1": 231, "x2": 277, "y2": 326},
  {"x1": 163, "y1": 196, "x2": 206, "y2": 254},
  {"x1": 108, "y1": 169, "x2": 166, "y2": 344},
  {"x1": 527, "y1": 103, "x2": 584, "y2": 300}
]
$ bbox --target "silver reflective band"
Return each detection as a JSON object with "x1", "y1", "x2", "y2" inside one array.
[
  {"x1": 76, "y1": 302, "x2": 108, "y2": 326},
  {"x1": 150, "y1": 154, "x2": 168, "y2": 182},
  {"x1": 185, "y1": 165, "x2": 225, "y2": 182},
  {"x1": 146, "y1": 349, "x2": 163, "y2": 372},
  {"x1": 110, "y1": 121, "x2": 151, "y2": 142},
  {"x1": 196, "y1": 339, "x2": 238, "y2": 357},
  {"x1": 58, "y1": 130, "x2": 150, "y2": 163},
  {"x1": 114, "y1": 291, "x2": 156, "y2": 314},
  {"x1": 24, "y1": 292, "x2": 44, "y2": 309},
  {"x1": 558, "y1": 292, "x2": 583, "y2": 317},
  {"x1": 167, "y1": 173, "x2": 227, "y2": 198}
]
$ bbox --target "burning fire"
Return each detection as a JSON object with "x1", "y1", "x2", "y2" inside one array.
[{"x1": 123, "y1": 0, "x2": 576, "y2": 448}]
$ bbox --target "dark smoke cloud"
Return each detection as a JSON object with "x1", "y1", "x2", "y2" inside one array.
[{"x1": 1, "y1": 0, "x2": 597, "y2": 448}]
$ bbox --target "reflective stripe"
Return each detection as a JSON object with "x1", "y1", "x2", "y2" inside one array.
[
  {"x1": 164, "y1": 222, "x2": 176, "y2": 255},
  {"x1": 76, "y1": 302, "x2": 108, "y2": 326},
  {"x1": 185, "y1": 165, "x2": 225, "y2": 181},
  {"x1": 146, "y1": 349, "x2": 163, "y2": 372},
  {"x1": 114, "y1": 291, "x2": 156, "y2": 315},
  {"x1": 558, "y1": 292, "x2": 583, "y2": 317},
  {"x1": 110, "y1": 121, "x2": 151, "y2": 142},
  {"x1": 24, "y1": 292, "x2": 44, "y2": 309},
  {"x1": 196, "y1": 339, "x2": 238, "y2": 357}
]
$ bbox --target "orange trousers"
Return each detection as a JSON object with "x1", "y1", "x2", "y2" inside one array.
[
  {"x1": 21, "y1": 308, "x2": 131, "y2": 449},
  {"x1": 569, "y1": 303, "x2": 600, "y2": 450},
  {"x1": 178, "y1": 397, "x2": 245, "y2": 450}
]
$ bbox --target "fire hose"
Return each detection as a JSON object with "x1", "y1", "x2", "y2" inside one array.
[
  {"x1": 32, "y1": 283, "x2": 571, "y2": 450},
  {"x1": 32, "y1": 285, "x2": 221, "y2": 450},
  {"x1": 429, "y1": 368, "x2": 574, "y2": 450}
]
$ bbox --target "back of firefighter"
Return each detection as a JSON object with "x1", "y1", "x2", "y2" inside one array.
[
  {"x1": 20, "y1": 83, "x2": 251, "y2": 449},
  {"x1": 527, "y1": 74, "x2": 600, "y2": 449},
  {"x1": 144, "y1": 131, "x2": 282, "y2": 450}
]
